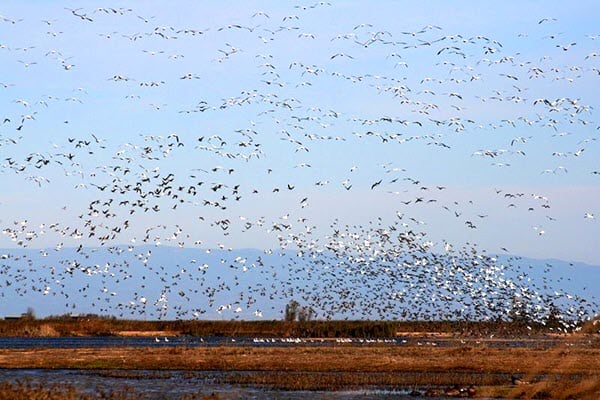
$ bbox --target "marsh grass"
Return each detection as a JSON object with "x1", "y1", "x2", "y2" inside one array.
[
  {"x1": 501, "y1": 337, "x2": 600, "y2": 399},
  {"x1": 0, "y1": 318, "x2": 579, "y2": 338},
  {"x1": 217, "y1": 370, "x2": 505, "y2": 390},
  {"x1": 0, "y1": 379, "x2": 225, "y2": 400},
  {"x1": 0, "y1": 318, "x2": 597, "y2": 399},
  {"x1": 497, "y1": 375, "x2": 600, "y2": 400},
  {"x1": 0, "y1": 379, "x2": 138, "y2": 400}
]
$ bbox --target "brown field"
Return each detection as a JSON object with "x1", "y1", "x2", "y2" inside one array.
[
  {"x1": 1, "y1": 341, "x2": 598, "y2": 373},
  {"x1": 0, "y1": 318, "x2": 598, "y2": 399},
  {"x1": 0, "y1": 338, "x2": 599, "y2": 399}
]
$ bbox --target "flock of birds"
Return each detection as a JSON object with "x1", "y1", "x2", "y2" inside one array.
[{"x1": 0, "y1": 3, "x2": 598, "y2": 326}]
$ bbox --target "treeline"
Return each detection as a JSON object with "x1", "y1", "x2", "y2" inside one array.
[{"x1": 0, "y1": 317, "x2": 596, "y2": 338}]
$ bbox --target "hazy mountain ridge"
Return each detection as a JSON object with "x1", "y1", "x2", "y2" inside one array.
[{"x1": 1, "y1": 246, "x2": 598, "y2": 321}]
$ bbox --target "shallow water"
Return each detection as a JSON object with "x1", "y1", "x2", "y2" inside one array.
[
  {"x1": 0, "y1": 335, "x2": 569, "y2": 349},
  {"x1": 0, "y1": 337, "x2": 579, "y2": 398},
  {"x1": 0, "y1": 369, "x2": 464, "y2": 399}
]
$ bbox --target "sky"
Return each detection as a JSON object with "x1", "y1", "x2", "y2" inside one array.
[{"x1": 0, "y1": 2, "x2": 598, "y2": 318}]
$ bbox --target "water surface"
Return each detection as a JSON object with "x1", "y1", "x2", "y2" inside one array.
[{"x1": 0, "y1": 369, "x2": 463, "y2": 399}]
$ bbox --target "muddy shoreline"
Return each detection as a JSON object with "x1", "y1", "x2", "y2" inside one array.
[{"x1": 0, "y1": 338, "x2": 598, "y2": 398}]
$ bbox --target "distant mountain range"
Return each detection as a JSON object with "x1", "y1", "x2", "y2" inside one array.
[{"x1": 1, "y1": 246, "x2": 598, "y2": 321}]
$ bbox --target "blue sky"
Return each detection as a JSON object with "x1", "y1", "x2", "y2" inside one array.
[{"x1": 0, "y1": 1, "x2": 599, "y2": 319}]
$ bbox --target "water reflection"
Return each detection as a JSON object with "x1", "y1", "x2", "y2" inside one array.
[
  {"x1": 0, "y1": 369, "x2": 459, "y2": 399},
  {"x1": 0, "y1": 335, "x2": 569, "y2": 349}
]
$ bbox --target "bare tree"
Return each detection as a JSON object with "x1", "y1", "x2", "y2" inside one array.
[
  {"x1": 24, "y1": 307, "x2": 36, "y2": 320},
  {"x1": 298, "y1": 306, "x2": 314, "y2": 322},
  {"x1": 284, "y1": 300, "x2": 300, "y2": 321}
]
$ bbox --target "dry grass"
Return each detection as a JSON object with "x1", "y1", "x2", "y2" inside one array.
[
  {"x1": 500, "y1": 338, "x2": 600, "y2": 400},
  {"x1": 0, "y1": 318, "x2": 597, "y2": 399},
  {"x1": 0, "y1": 318, "x2": 579, "y2": 338},
  {"x1": 0, "y1": 339, "x2": 598, "y2": 398},
  {"x1": 0, "y1": 381, "x2": 224, "y2": 400},
  {"x1": 218, "y1": 370, "x2": 500, "y2": 390},
  {"x1": 579, "y1": 316, "x2": 600, "y2": 335},
  {"x1": 1, "y1": 342, "x2": 598, "y2": 373},
  {"x1": 0, "y1": 380, "x2": 140, "y2": 400}
]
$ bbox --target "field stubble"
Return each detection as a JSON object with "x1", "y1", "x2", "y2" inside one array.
[{"x1": 0, "y1": 337, "x2": 598, "y2": 399}]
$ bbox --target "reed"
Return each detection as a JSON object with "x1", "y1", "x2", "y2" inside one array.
[
  {"x1": 218, "y1": 370, "x2": 503, "y2": 390},
  {"x1": 0, "y1": 318, "x2": 582, "y2": 337},
  {"x1": 0, "y1": 379, "x2": 224, "y2": 400},
  {"x1": 0, "y1": 379, "x2": 137, "y2": 400},
  {"x1": 0, "y1": 321, "x2": 597, "y2": 399}
]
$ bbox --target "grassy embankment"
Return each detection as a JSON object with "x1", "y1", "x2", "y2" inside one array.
[{"x1": 1, "y1": 316, "x2": 595, "y2": 337}]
